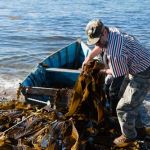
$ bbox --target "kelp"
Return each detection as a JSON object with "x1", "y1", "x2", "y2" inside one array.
[
  {"x1": 66, "y1": 59, "x2": 106, "y2": 123},
  {"x1": 45, "y1": 119, "x2": 79, "y2": 150},
  {"x1": 0, "y1": 105, "x2": 57, "y2": 149},
  {"x1": 0, "y1": 60, "x2": 149, "y2": 150}
]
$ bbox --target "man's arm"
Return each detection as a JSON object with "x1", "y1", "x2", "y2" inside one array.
[
  {"x1": 82, "y1": 46, "x2": 102, "y2": 67},
  {"x1": 105, "y1": 68, "x2": 113, "y2": 74}
]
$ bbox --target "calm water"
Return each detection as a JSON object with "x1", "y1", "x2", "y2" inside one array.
[{"x1": 0, "y1": 0, "x2": 150, "y2": 98}]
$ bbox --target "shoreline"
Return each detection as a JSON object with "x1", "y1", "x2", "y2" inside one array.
[{"x1": 0, "y1": 88, "x2": 24, "y2": 102}]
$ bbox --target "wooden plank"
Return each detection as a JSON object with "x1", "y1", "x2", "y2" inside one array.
[
  {"x1": 24, "y1": 87, "x2": 67, "y2": 96},
  {"x1": 45, "y1": 68, "x2": 81, "y2": 74}
]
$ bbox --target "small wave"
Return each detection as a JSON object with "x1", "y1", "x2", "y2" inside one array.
[
  {"x1": 0, "y1": 75, "x2": 22, "y2": 100},
  {"x1": 7, "y1": 15, "x2": 22, "y2": 20},
  {"x1": 0, "y1": 75, "x2": 21, "y2": 89},
  {"x1": 46, "y1": 35, "x2": 74, "y2": 41}
]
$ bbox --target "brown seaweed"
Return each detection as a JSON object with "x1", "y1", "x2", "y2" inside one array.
[{"x1": 0, "y1": 60, "x2": 149, "y2": 149}]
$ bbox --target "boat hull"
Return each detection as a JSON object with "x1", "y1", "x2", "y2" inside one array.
[{"x1": 21, "y1": 39, "x2": 91, "y2": 105}]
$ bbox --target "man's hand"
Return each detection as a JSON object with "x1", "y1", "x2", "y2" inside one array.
[
  {"x1": 99, "y1": 68, "x2": 112, "y2": 75},
  {"x1": 99, "y1": 69, "x2": 107, "y2": 74},
  {"x1": 82, "y1": 58, "x2": 89, "y2": 69},
  {"x1": 82, "y1": 61, "x2": 86, "y2": 69}
]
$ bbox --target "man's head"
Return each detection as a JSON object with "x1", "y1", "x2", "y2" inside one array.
[
  {"x1": 85, "y1": 19, "x2": 108, "y2": 48},
  {"x1": 85, "y1": 19, "x2": 104, "y2": 45}
]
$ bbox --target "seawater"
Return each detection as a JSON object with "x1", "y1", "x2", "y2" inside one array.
[{"x1": 0, "y1": 0, "x2": 150, "y2": 99}]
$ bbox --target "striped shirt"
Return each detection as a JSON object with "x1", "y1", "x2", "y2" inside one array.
[{"x1": 107, "y1": 27, "x2": 150, "y2": 78}]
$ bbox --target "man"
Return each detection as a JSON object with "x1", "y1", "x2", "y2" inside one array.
[{"x1": 83, "y1": 18, "x2": 150, "y2": 147}]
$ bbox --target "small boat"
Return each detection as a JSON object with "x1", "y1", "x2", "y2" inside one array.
[{"x1": 20, "y1": 39, "x2": 91, "y2": 106}]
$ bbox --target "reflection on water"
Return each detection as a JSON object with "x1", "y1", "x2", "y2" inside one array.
[{"x1": 0, "y1": 0, "x2": 150, "y2": 98}]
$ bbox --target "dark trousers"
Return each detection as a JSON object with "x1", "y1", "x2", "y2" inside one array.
[{"x1": 104, "y1": 76, "x2": 125, "y2": 116}]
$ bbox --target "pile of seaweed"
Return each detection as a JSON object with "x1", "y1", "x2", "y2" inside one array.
[{"x1": 0, "y1": 60, "x2": 149, "y2": 150}]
